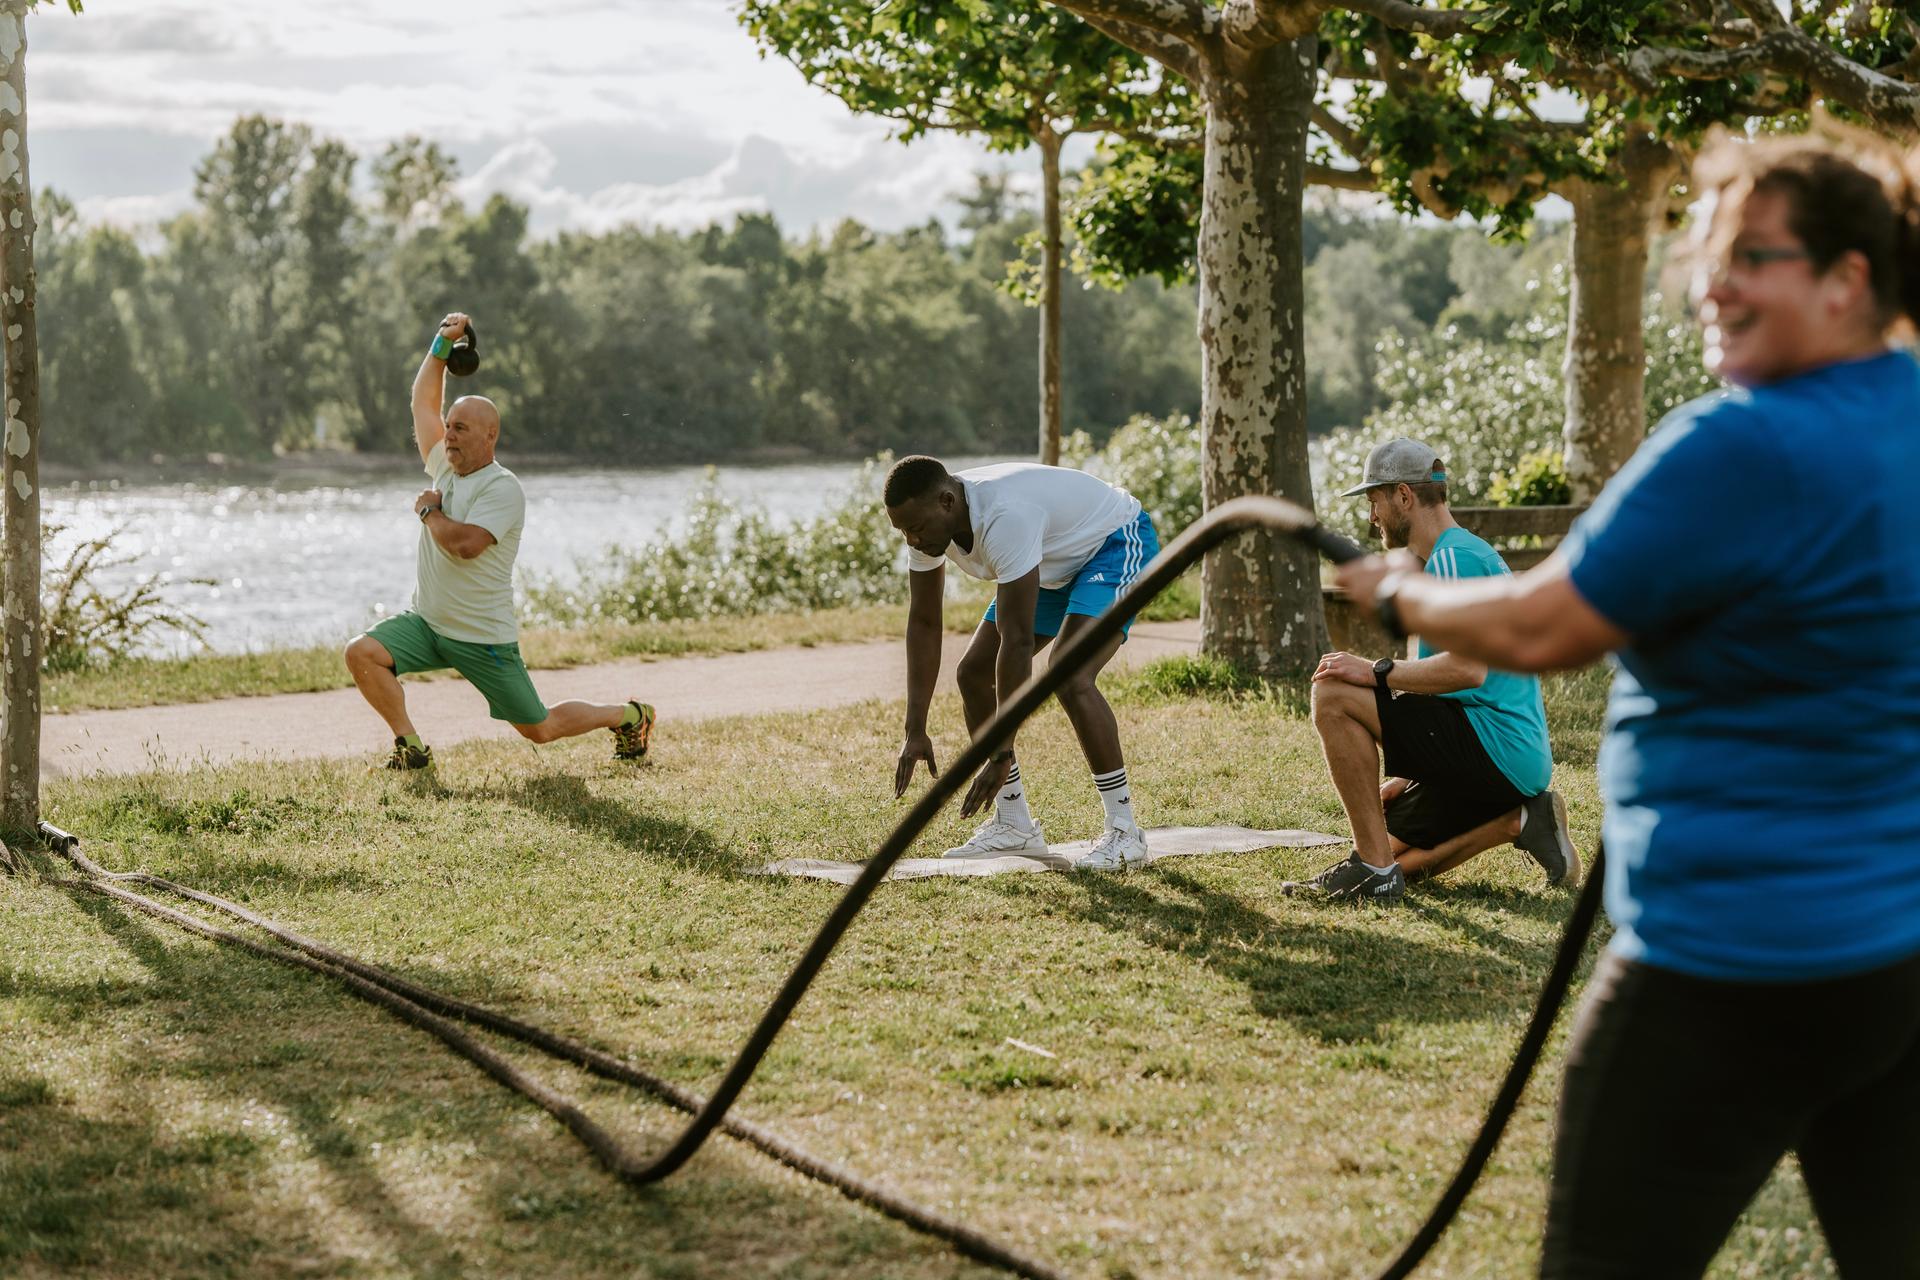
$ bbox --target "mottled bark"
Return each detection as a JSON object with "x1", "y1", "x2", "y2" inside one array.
[
  {"x1": 0, "y1": 2, "x2": 38, "y2": 831},
  {"x1": 1561, "y1": 135, "x2": 1680, "y2": 502},
  {"x1": 1037, "y1": 127, "x2": 1064, "y2": 466},
  {"x1": 1195, "y1": 36, "x2": 1326, "y2": 675}
]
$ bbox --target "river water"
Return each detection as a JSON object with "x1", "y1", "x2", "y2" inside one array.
[{"x1": 48, "y1": 455, "x2": 1015, "y2": 656}]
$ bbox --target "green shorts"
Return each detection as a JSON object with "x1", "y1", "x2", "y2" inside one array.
[{"x1": 365, "y1": 611, "x2": 548, "y2": 725}]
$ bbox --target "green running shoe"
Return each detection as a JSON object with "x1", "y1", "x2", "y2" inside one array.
[
  {"x1": 380, "y1": 737, "x2": 433, "y2": 771},
  {"x1": 612, "y1": 701, "x2": 656, "y2": 760}
]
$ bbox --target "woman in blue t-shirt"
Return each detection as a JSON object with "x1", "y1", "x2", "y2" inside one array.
[{"x1": 1339, "y1": 128, "x2": 1920, "y2": 1276}]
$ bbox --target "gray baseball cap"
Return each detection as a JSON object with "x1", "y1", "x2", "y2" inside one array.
[{"x1": 1339, "y1": 437, "x2": 1448, "y2": 498}]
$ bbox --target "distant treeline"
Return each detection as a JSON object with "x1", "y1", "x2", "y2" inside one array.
[
  {"x1": 38, "y1": 113, "x2": 1590, "y2": 470},
  {"x1": 36, "y1": 116, "x2": 1206, "y2": 467}
]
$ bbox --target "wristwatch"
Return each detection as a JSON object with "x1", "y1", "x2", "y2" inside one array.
[
  {"x1": 417, "y1": 503, "x2": 441, "y2": 523},
  {"x1": 1373, "y1": 656, "x2": 1395, "y2": 692}
]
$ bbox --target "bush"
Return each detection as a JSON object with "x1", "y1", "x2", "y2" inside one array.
[
  {"x1": 1075, "y1": 412, "x2": 1203, "y2": 538},
  {"x1": 524, "y1": 458, "x2": 904, "y2": 626},
  {"x1": 1313, "y1": 267, "x2": 1718, "y2": 540},
  {"x1": 42, "y1": 522, "x2": 209, "y2": 671},
  {"x1": 1487, "y1": 448, "x2": 1572, "y2": 507}
]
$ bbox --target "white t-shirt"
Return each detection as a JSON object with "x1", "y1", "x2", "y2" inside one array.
[
  {"x1": 412, "y1": 440, "x2": 526, "y2": 644},
  {"x1": 907, "y1": 463, "x2": 1141, "y2": 588}
]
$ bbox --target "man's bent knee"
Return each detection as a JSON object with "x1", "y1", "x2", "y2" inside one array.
[
  {"x1": 1056, "y1": 674, "x2": 1105, "y2": 713},
  {"x1": 512, "y1": 720, "x2": 556, "y2": 743},
  {"x1": 346, "y1": 634, "x2": 394, "y2": 673},
  {"x1": 1311, "y1": 679, "x2": 1360, "y2": 724},
  {"x1": 956, "y1": 653, "x2": 996, "y2": 696}
]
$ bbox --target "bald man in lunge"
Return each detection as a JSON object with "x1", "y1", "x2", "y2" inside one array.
[{"x1": 344, "y1": 312, "x2": 655, "y2": 771}]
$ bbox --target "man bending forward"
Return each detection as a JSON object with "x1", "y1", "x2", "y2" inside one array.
[{"x1": 886, "y1": 455, "x2": 1158, "y2": 871}]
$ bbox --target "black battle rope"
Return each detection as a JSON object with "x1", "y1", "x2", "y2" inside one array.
[
  {"x1": 41, "y1": 829, "x2": 1067, "y2": 1280},
  {"x1": 1372, "y1": 843, "x2": 1604, "y2": 1279},
  {"x1": 43, "y1": 493, "x2": 1607, "y2": 1277}
]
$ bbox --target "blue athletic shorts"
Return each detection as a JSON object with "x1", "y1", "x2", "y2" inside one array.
[{"x1": 983, "y1": 510, "x2": 1159, "y2": 639}]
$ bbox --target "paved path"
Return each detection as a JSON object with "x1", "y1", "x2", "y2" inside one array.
[{"x1": 43, "y1": 620, "x2": 1202, "y2": 779}]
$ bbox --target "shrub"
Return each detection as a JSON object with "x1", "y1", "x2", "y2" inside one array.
[
  {"x1": 1313, "y1": 267, "x2": 1718, "y2": 540},
  {"x1": 1487, "y1": 448, "x2": 1572, "y2": 507},
  {"x1": 41, "y1": 522, "x2": 209, "y2": 671},
  {"x1": 1074, "y1": 412, "x2": 1203, "y2": 538},
  {"x1": 523, "y1": 458, "x2": 904, "y2": 626}
]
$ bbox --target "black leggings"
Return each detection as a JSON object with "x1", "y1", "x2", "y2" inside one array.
[{"x1": 1542, "y1": 948, "x2": 1920, "y2": 1278}]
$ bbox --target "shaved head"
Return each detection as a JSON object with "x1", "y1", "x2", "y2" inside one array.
[
  {"x1": 442, "y1": 395, "x2": 502, "y2": 475},
  {"x1": 448, "y1": 394, "x2": 500, "y2": 436}
]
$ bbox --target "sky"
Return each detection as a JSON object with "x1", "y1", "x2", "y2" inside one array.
[{"x1": 27, "y1": 0, "x2": 1076, "y2": 239}]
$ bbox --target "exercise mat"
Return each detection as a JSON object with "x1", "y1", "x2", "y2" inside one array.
[{"x1": 757, "y1": 825, "x2": 1345, "y2": 885}]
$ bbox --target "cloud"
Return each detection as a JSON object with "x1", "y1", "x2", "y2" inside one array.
[
  {"x1": 73, "y1": 187, "x2": 193, "y2": 234},
  {"x1": 31, "y1": 7, "x2": 245, "y2": 56},
  {"x1": 33, "y1": 127, "x2": 210, "y2": 199},
  {"x1": 458, "y1": 130, "x2": 1014, "y2": 238},
  {"x1": 24, "y1": 0, "x2": 1058, "y2": 240}
]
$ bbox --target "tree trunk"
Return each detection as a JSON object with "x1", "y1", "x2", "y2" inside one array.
[
  {"x1": 1195, "y1": 37, "x2": 1325, "y2": 675},
  {"x1": 0, "y1": 0, "x2": 39, "y2": 832},
  {"x1": 1036, "y1": 126, "x2": 1064, "y2": 466},
  {"x1": 1561, "y1": 134, "x2": 1680, "y2": 501}
]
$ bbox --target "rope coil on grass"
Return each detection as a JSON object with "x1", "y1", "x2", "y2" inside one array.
[
  {"x1": 43, "y1": 494, "x2": 1606, "y2": 1277},
  {"x1": 43, "y1": 830, "x2": 1068, "y2": 1280}
]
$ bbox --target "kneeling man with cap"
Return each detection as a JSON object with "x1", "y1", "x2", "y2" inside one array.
[{"x1": 1287, "y1": 437, "x2": 1577, "y2": 903}]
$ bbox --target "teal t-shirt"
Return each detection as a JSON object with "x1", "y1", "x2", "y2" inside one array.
[{"x1": 1416, "y1": 526, "x2": 1552, "y2": 795}]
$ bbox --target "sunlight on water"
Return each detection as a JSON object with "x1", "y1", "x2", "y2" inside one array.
[{"x1": 48, "y1": 456, "x2": 1015, "y2": 657}]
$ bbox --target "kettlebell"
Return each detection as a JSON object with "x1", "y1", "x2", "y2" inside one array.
[{"x1": 447, "y1": 321, "x2": 481, "y2": 378}]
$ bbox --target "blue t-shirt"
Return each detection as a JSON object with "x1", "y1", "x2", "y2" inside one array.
[
  {"x1": 1417, "y1": 527, "x2": 1553, "y2": 795},
  {"x1": 1561, "y1": 349, "x2": 1920, "y2": 982}
]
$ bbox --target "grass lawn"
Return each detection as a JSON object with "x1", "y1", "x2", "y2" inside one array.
[
  {"x1": 3, "y1": 666, "x2": 1829, "y2": 1278},
  {"x1": 44, "y1": 576, "x2": 1202, "y2": 714}
]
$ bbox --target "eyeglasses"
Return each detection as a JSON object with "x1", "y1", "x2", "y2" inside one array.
[
  {"x1": 1695, "y1": 245, "x2": 1813, "y2": 287},
  {"x1": 1729, "y1": 246, "x2": 1810, "y2": 271}
]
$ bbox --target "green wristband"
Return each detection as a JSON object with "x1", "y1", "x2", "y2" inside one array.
[{"x1": 429, "y1": 334, "x2": 453, "y2": 361}]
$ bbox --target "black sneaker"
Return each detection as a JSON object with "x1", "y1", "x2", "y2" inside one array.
[
  {"x1": 1281, "y1": 851, "x2": 1406, "y2": 904},
  {"x1": 380, "y1": 737, "x2": 433, "y2": 771},
  {"x1": 1515, "y1": 789, "x2": 1581, "y2": 887}
]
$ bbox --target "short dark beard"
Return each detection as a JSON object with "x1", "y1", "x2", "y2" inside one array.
[{"x1": 1379, "y1": 511, "x2": 1411, "y2": 550}]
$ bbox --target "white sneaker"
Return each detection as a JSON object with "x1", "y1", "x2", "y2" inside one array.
[
  {"x1": 943, "y1": 818, "x2": 1048, "y2": 859},
  {"x1": 1078, "y1": 824, "x2": 1151, "y2": 871}
]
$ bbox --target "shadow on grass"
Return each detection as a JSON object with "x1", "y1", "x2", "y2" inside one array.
[
  {"x1": 1409, "y1": 878, "x2": 1608, "y2": 970},
  {"x1": 32, "y1": 884, "x2": 472, "y2": 1276},
  {"x1": 1016, "y1": 862, "x2": 1584, "y2": 1045},
  {"x1": 501, "y1": 772, "x2": 737, "y2": 872},
  {"x1": 21, "y1": 885, "x2": 1002, "y2": 1280},
  {"x1": 0, "y1": 1072, "x2": 273, "y2": 1275}
]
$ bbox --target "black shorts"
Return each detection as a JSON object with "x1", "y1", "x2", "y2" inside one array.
[{"x1": 1375, "y1": 686, "x2": 1527, "y2": 849}]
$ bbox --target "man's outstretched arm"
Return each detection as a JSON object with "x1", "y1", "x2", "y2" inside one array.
[
  {"x1": 412, "y1": 312, "x2": 468, "y2": 463},
  {"x1": 895, "y1": 564, "x2": 946, "y2": 797}
]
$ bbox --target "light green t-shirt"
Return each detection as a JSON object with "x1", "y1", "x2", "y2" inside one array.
[{"x1": 412, "y1": 440, "x2": 525, "y2": 644}]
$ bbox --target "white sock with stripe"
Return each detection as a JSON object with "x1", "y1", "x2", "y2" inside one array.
[
  {"x1": 1093, "y1": 766, "x2": 1135, "y2": 831},
  {"x1": 996, "y1": 762, "x2": 1035, "y2": 832}
]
